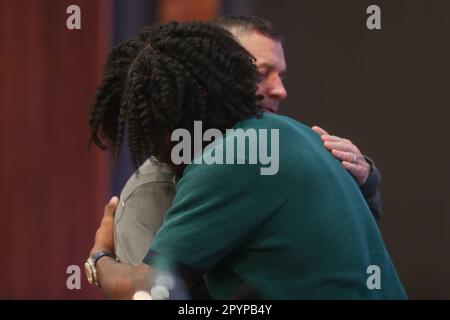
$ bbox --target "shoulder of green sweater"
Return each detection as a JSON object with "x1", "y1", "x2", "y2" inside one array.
[
  {"x1": 177, "y1": 114, "x2": 311, "y2": 184},
  {"x1": 234, "y1": 112, "x2": 305, "y2": 129}
]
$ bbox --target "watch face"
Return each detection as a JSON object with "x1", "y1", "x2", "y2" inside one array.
[{"x1": 84, "y1": 261, "x2": 94, "y2": 284}]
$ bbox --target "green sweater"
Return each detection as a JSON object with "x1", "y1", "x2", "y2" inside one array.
[{"x1": 145, "y1": 113, "x2": 406, "y2": 299}]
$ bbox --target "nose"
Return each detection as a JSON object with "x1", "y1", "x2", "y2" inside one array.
[{"x1": 267, "y1": 76, "x2": 287, "y2": 101}]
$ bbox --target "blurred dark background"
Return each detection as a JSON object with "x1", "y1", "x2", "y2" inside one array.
[{"x1": 0, "y1": 0, "x2": 448, "y2": 299}]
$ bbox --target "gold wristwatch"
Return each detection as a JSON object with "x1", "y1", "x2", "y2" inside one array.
[{"x1": 84, "y1": 251, "x2": 116, "y2": 287}]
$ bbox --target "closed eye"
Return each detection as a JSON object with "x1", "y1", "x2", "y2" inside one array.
[{"x1": 258, "y1": 69, "x2": 269, "y2": 79}]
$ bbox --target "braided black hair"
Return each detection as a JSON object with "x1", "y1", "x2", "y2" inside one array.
[{"x1": 88, "y1": 21, "x2": 261, "y2": 170}]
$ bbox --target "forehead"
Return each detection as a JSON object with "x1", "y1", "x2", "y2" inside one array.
[{"x1": 233, "y1": 30, "x2": 286, "y2": 71}]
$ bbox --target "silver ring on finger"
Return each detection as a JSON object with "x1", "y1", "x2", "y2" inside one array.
[{"x1": 352, "y1": 153, "x2": 357, "y2": 164}]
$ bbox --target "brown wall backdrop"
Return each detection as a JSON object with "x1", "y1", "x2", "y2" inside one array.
[
  {"x1": 252, "y1": 0, "x2": 450, "y2": 299},
  {"x1": 0, "y1": 0, "x2": 111, "y2": 299},
  {"x1": 158, "y1": 0, "x2": 219, "y2": 22}
]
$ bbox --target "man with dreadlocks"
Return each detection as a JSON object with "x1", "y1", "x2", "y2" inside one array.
[
  {"x1": 86, "y1": 20, "x2": 405, "y2": 299},
  {"x1": 91, "y1": 16, "x2": 383, "y2": 271}
]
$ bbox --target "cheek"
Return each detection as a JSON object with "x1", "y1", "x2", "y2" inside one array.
[{"x1": 255, "y1": 83, "x2": 265, "y2": 96}]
